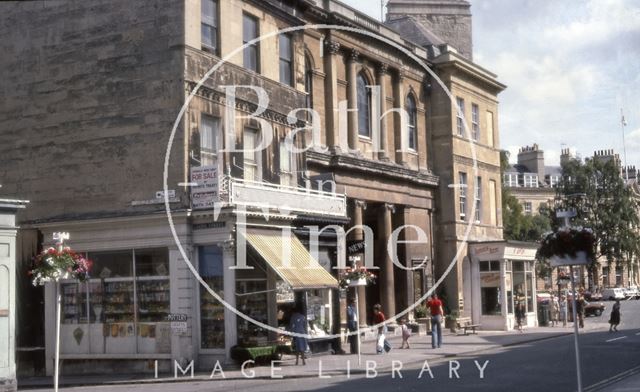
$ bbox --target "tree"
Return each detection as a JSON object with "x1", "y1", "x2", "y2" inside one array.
[
  {"x1": 552, "y1": 155, "x2": 640, "y2": 289},
  {"x1": 500, "y1": 151, "x2": 552, "y2": 242}
]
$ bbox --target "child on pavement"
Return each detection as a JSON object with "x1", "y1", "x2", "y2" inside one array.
[{"x1": 400, "y1": 318, "x2": 411, "y2": 349}]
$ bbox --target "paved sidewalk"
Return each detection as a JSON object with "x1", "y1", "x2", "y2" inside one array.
[{"x1": 19, "y1": 324, "x2": 595, "y2": 389}]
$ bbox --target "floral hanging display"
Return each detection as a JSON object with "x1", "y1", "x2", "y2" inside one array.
[
  {"x1": 338, "y1": 266, "x2": 376, "y2": 288},
  {"x1": 29, "y1": 247, "x2": 92, "y2": 286},
  {"x1": 536, "y1": 227, "x2": 596, "y2": 262}
]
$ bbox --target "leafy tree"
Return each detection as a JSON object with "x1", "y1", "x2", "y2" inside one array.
[
  {"x1": 500, "y1": 151, "x2": 552, "y2": 242},
  {"x1": 552, "y1": 155, "x2": 640, "y2": 288}
]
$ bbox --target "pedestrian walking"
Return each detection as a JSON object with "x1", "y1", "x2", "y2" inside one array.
[
  {"x1": 373, "y1": 304, "x2": 387, "y2": 354},
  {"x1": 609, "y1": 299, "x2": 621, "y2": 332},
  {"x1": 515, "y1": 302, "x2": 525, "y2": 332},
  {"x1": 550, "y1": 295, "x2": 560, "y2": 327},
  {"x1": 559, "y1": 295, "x2": 567, "y2": 327},
  {"x1": 346, "y1": 298, "x2": 359, "y2": 354},
  {"x1": 289, "y1": 304, "x2": 308, "y2": 365},
  {"x1": 426, "y1": 294, "x2": 444, "y2": 348},
  {"x1": 399, "y1": 318, "x2": 411, "y2": 349},
  {"x1": 576, "y1": 295, "x2": 586, "y2": 329}
]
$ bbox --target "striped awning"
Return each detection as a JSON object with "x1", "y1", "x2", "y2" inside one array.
[{"x1": 243, "y1": 228, "x2": 338, "y2": 290}]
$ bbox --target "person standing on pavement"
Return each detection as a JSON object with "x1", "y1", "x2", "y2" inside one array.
[
  {"x1": 515, "y1": 302, "x2": 526, "y2": 332},
  {"x1": 373, "y1": 304, "x2": 387, "y2": 354},
  {"x1": 289, "y1": 304, "x2": 308, "y2": 365},
  {"x1": 559, "y1": 295, "x2": 568, "y2": 327},
  {"x1": 609, "y1": 299, "x2": 621, "y2": 332},
  {"x1": 576, "y1": 295, "x2": 586, "y2": 329},
  {"x1": 550, "y1": 295, "x2": 560, "y2": 327},
  {"x1": 426, "y1": 294, "x2": 444, "y2": 349},
  {"x1": 399, "y1": 318, "x2": 411, "y2": 349},
  {"x1": 346, "y1": 298, "x2": 359, "y2": 354}
]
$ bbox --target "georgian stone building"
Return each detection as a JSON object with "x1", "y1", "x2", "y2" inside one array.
[{"x1": 1, "y1": 0, "x2": 516, "y2": 375}]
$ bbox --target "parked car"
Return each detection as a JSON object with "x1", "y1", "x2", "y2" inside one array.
[
  {"x1": 584, "y1": 301, "x2": 605, "y2": 317},
  {"x1": 601, "y1": 288, "x2": 626, "y2": 301},
  {"x1": 624, "y1": 286, "x2": 639, "y2": 299},
  {"x1": 583, "y1": 291, "x2": 603, "y2": 301}
]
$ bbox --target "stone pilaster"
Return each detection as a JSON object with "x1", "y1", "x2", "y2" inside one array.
[
  {"x1": 221, "y1": 240, "x2": 237, "y2": 363},
  {"x1": 376, "y1": 63, "x2": 390, "y2": 161},
  {"x1": 351, "y1": 199, "x2": 368, "y2": 326},
  {"x1": 393, "y1": 70, "x2": 406, "y2": 165},
  {"x1": 346, "y1": 49, "x2": 360, "y2": 152},
  {"x1": 381, "y1": 203, "x2": 396, "y2": 319},
  {"x1": 323, "y1": 39, "x2": 341, "y2": 153}
]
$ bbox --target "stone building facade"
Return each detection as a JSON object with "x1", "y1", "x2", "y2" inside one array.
[{"x1": 1, "y1": 0, "x2": 513, "y2": 376}]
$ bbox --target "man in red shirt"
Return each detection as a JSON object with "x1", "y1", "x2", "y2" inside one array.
[{"x1": 426, "y1": 294, "x2": 444, "y2": 348}]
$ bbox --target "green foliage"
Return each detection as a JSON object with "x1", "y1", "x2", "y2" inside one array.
[
  {"x1": 414, "y1": 305, "x2": 427, "y2": 319},
  {"x1": 552, "y1": 156, "x2": 640, "y2": 280},
  {"x1": 500, "y1": 150, "x2": 552, "y2": 242}
]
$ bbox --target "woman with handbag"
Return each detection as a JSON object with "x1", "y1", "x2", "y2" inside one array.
[{"x1": 373, "y1": 304, "x2": 389, "y2": 354}]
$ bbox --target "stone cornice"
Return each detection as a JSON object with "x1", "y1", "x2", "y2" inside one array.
[{"x1": 306, "y1": 150, "x2": 439, "y2": 187}]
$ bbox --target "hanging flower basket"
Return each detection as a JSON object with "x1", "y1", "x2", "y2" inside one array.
[
  {"x1": 537, "y1": 227, "x2": 595, "y2": 267},
  {"x1": 339, "y1": 266, "x2": 376, "y2": 289},
  {"x1": 28, "y1": 247, "x2": 92, "y2": 286}
]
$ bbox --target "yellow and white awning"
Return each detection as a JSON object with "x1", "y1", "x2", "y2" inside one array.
[{"x1": 243, "y1": 228, "x2": 338, "y2": 290}]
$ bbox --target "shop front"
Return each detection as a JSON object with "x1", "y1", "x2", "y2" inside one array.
[{"x1": 468, "y1": 241, "x2": 538, "y2": 331}]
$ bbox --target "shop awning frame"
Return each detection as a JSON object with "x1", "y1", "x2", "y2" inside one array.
[{"x1": 243, "y1": 228, "x2": 339, "y2": 290}]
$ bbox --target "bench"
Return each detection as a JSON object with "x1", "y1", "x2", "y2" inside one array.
[{"x1": 456, "y1": 317, "x2": 480, "y2": 335}]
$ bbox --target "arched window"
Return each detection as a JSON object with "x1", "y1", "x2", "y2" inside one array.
[
  {"x1": 406, "y1": 94, "x2": 417, "y2": 150},
  {"x1": 357, "y1": 72, "x2": 371, "y2": 137},
  {"x1": 304, "y1": 56, "x2": 313, "y2": 110}
]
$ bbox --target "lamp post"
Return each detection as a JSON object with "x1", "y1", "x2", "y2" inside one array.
[
  {"x1": 52, "y1": 232, "x2": 69, "y2": 392},
  {"x1": 555, "y1": 210, "x2": 583, "y2": 392}
]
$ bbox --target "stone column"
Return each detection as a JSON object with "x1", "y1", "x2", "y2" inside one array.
[
  {"x1": 376, "y1": 63, "x2": 389, "y2": 160},
  {"x1": 351, "y1": 200, "x2": 368, "y2": 326},
  {"x1": 323, "y1": 39, "x2": 341, "y2": 153},
  {"x1": 346, "y1": 49, "x2": 360, "y2": 151},
  {"x1": 221, "y1": 240, "x2": 237, "y2": 363},
  {"x1": 381, "y1": 203, "x2": 396, "y2": 319},
  {"x1": 392, "y1": 70, "x2": 406, "y2": 165},
  {"x1": 0, "y1": 200, "x2": 27, "y2": 392}
]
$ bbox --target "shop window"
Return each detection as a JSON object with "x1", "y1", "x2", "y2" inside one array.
[
  {"x1": 512, "y1": 260, "x2": 531, "y2": 312},
  {"x1": 60, "y1": 249, "x2": 171, "y2": 356},
  {"x1": 480, "y1": 260, "x2": 501, "y2": 315},
  {"x1": 306, "y1": 290, "x2": 332, "y2": 336},
  {"x1": 481, "y1": 287, "x2": 501, "y2": 315},
  {"x1": 199, "y1": 245, "x2": 225, "y2": 349},
  {"x1": 505, "y1": 261, "x2": 513, "y2": 314},
  {"x1": 236, "y1": 280, "x2": 269, "y2": 346}
]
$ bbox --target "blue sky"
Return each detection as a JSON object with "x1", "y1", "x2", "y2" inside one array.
[{"x1": 340, "y1": 0, "x2": 640, "y2": 166}]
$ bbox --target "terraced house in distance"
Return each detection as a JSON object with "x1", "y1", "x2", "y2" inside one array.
[{"x1": 0, "y1": 0, "x2": 537, "y2": 378}]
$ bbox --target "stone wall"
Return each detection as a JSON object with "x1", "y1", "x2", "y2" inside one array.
[{"x1": 0, "y1": 1, "x2": 187, "y2": 223}]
